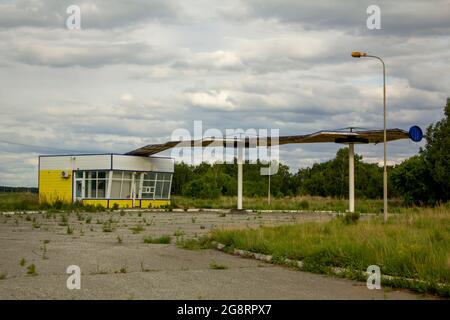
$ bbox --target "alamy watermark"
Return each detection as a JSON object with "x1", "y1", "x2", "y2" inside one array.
[
  {"x1": 170, "y1": 121, "x2": 280, "y2": 175},
  {"x1": 66, "y1": 265, "x2": 81, "y2": 290},
  {"x1": 367, "y1": 5, "x2": 381, "y2": 30},
  {"x1": 366, "y1": 265, "x2": 381, "y2": 289},
  {"x1": 66, "y1": 5, "x2": 81, "y2": 30}
]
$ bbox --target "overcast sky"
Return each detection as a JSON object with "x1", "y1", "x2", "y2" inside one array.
[{"x1": 0, "y1": 0, "x2": 449, "y2": 187}]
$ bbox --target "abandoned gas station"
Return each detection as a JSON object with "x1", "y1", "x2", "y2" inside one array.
[{"x1": 38, "y1": 126, "x2": 422, "y2": 210}]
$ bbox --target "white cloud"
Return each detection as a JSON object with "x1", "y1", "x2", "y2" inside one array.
[
  {"x1": 186, "y1": 91, "x2": 237, "y2": 110},
  {"x1": 0, "y1": 0, "x2": 448, "y2": 186}
]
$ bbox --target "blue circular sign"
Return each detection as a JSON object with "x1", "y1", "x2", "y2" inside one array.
[{"x1": 409, "y1": 126, "x2": 423, "y2": 142}]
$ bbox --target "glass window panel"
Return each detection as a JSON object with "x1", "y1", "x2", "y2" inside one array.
[
  {"x1": 142, "y1": 191, "x2": 152, "y2": 199},
  {"x1": 148, "y1": 172, "x2": 156, "y2": 180},
  {"x1": 113, "y1": 171, "x2": 122, "y2": 179},
  {"x1": 88, "y1": 179, "x2": 97, "y2": 198},
  {"x1": 111, "y1": 180, "x2": 121, "y2": 198},
  {"x1": 162, "y1": 181, "x2": 170, "y2": 199},
  {"x1": 87, "y1": 171, "x2": 97, "y2": 179},
  {"x1": 76, "y1": 181, "x2": 82, "y2": 197},
  {"x1": 98, "y1": 171, "x2": 106, "y2": 179},
  {"x1": 123, "y1": 172, "x2": 132, "y2": 180},
  {"x1": 155, "y1": 181, "x2": 163, "y2": 198},
  {"x1": 143, "y1": 180, "x2": 154, "y2": 187},
  {"x1": 121, "y1": 180, "x2": 132, "y2": 198},
  {"x1": 97, "y1": 180, "x2": 107, "y2": 198},
  {"x1": 75, "y1": 171, "x2": 83, "y2": 179}
]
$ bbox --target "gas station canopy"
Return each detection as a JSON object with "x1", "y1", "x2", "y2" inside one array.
[{"x1": 126, "y1": 128, "x2": 411, "y2": 156}]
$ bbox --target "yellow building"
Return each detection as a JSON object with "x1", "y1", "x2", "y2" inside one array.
[{"x1": 38, "y1": 154, "x2": 174, "y2": 209}]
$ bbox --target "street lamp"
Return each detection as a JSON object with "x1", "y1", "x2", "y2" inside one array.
[{"x1": 351, "y1": 51, "x2": 388, "y2": 223}]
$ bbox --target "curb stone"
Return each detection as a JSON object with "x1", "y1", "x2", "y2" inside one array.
[{"x1": 214, "y1": 242, "x2": 447, "y2": 290}]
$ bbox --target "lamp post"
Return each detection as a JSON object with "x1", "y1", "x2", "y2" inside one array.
[{"x1": 351, "y1": 51, "x2": 388, "y2": 223}]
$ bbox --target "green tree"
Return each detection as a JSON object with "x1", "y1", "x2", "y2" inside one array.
[
  {"x1": 390, "y1": 154, "x2": 433, "y2": 204},
  {"x1": 424, "y1": 98, "x2": 450, "y2": 201},
  {"x1": 390, "y1": 98, "x2": 450, "y2": 204}
]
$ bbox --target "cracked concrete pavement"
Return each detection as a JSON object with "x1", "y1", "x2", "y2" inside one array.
[{"x1": 0, "y1": 210, "x2": 427, "y2": 299}]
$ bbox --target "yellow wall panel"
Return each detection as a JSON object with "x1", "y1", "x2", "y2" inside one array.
[
  {"x1": 141, "y1": 200, "x2": 170, "y2": 208},
  {"x1": 82, "y1": 199, "x2": 108, "y2": 208},
  {"x1": 109, "y1": 200, "x2": 133, "y2": 208},
  {"x1": 39, "y1": 169, "x2": 73, "y2": 204}
]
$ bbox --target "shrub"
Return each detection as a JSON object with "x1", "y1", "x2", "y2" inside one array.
[
  {"x1": 27, "y1": 264, "x2": 37, "y2": 275},
  {"x1": 299, "y1": 200, "x2": 309, "y2": 210},
  {"x1": 340, "y1": 212, "x2": 360, "y2": 225},
  {"x1": 143, "y1": 235, "x2": 171, "y2": 244}
]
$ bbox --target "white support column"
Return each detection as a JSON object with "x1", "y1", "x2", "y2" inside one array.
[
  {"x1": 106, "y1": 171, "x2": 113, "y2": 199},
  {"x1": 348, "y1": 143, "x2": 355, "y2": 213},
  {"x1": 138, "y1": 172, "x2": 144, "y2": 199},
  {"x1": 131, "y1": 172, "x2": 136, "y2": 207},
  {"x1": 237, "y1": 141, "x2": 244, "y2": 210}
]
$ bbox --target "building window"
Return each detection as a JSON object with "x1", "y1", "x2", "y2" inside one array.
[
  {"x1": 84, "y1": 171, "x2": 108, "y2": 198},
  {"x1": 74, "y1": 170, "x2": 172, "y2": 200},
  {"x1": 142, "y1": 172, "x2": 172, "y2": 199},
  {"x1": 110, "y1": 171, "x2": 134, "y2": 199}
]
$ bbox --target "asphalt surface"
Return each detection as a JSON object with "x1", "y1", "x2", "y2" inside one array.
[{"x1": 0, "y1": 210, "x2": 425, "y2": 299}]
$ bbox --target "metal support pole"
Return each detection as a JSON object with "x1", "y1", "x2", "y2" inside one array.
[
  {"x1": 237, "y1": 141, "x2": 243, "y2": 210},
  {"x1": 268, "y1": 164, "x2": 271, "y2": 206},
  {"x1": 382, "y1": 60, "x2": 388, "y2": 223},
  {"x1": 348, "y1": 143, "x2": 355, "y2": 213},
  {"x1": 366, "y1": 55, "x2": 388, "y2": 222}
]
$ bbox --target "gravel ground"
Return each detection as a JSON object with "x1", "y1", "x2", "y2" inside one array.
[{"x1": 0, "y1": 210, "x2": 427, "y2": 299}]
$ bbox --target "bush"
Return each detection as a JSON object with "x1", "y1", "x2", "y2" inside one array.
[
  {"x1": 182, "y1": 177, "x2": 221, "y2": 199},
  {"x1": 143, "y1": 235, "x2": 171, "y2": 244},
  {"x1": 299, "y1": 200, "x2": 309, "y2": 210},
  {"x1": 340, "y1": 212, "x2": 360, "y2": 225}
]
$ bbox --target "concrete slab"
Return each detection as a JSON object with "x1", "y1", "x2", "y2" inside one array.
[{"x1": 0, "y1": 211, "x2": 427, "y2": 300}]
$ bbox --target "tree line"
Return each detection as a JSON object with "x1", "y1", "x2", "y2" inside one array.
[{"x1": 173, "y1": 98, "x2": 450, "y2": 205}]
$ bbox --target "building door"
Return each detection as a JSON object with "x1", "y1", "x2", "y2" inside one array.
[
  {"x1": 74, "y1": 171, "x2": 85, "y2": 202},
  {"x1": 130, "y1": 172, "x2": 142, "y2": 208}
]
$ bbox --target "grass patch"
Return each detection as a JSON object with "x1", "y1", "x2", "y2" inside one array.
[
  {"x1": 58, "y1": 214, "x2": 68, "y2": 226},
  {"x1": 143, "y1": 235, "x2": 171, "y2": 244},
  {"x1": 129, "y1": 225, "x2": 145, "y2": 234},
  {"x1": 0, "y1": 193, "x2": 447, "y2": 215},
  {"x1": 211, "y1": 207, "x2": 450, "y2": 296},
  {"x1": 26, "y1": 264, "x2": 37, "y2": 276},
  {"x1": 119, "y1": 266, "x2": 127, "y2": 274},
  {"x1": 209, "y1": 260, "x2": 228, "y2": 270},
  {"x1": 171, "y1": 195, "x2": 413, "y2": 214},
  {"x1": 102, "y1": 222, "x2": 114, "y2": 233},
  {"x1": 173, "y1": 229, "x2": 185, "y2": 237},
  {"x1": 176, "y1": 236, "x2": 212, "y2": 250}
]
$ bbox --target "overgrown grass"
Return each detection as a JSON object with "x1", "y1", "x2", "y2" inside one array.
[
  {"x1": 129, "y1": 225, "x2": 145, "y2": 234},
  {"x1": 211, "y1": 207, "x2": 450, "y2": 296},
  {"x1": 0, "y1": 193, "x2": 107, "y2": 212},
  {"x1": 143, "y1": 235, "x2": 171, "y2": 244},
  {"x1": 176, "y1": 236, "x2": 212, "y2": 250},
  {"x1": 26, "y1": 264, "x2": 37, "y2": 276},
  {"x1": 209, "y1": 260, "x2": 228, "y2": 270},
  {"x1": 1, "y1": 193, "x2": 448, "y2": 214},
  {"x1": 172, "y1": 195, "x2": 419, "y2": 213}
]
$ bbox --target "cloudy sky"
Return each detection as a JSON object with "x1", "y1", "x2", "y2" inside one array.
[{"x1": 0, "y1": 0, "x2": 449, "y2": 187}]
